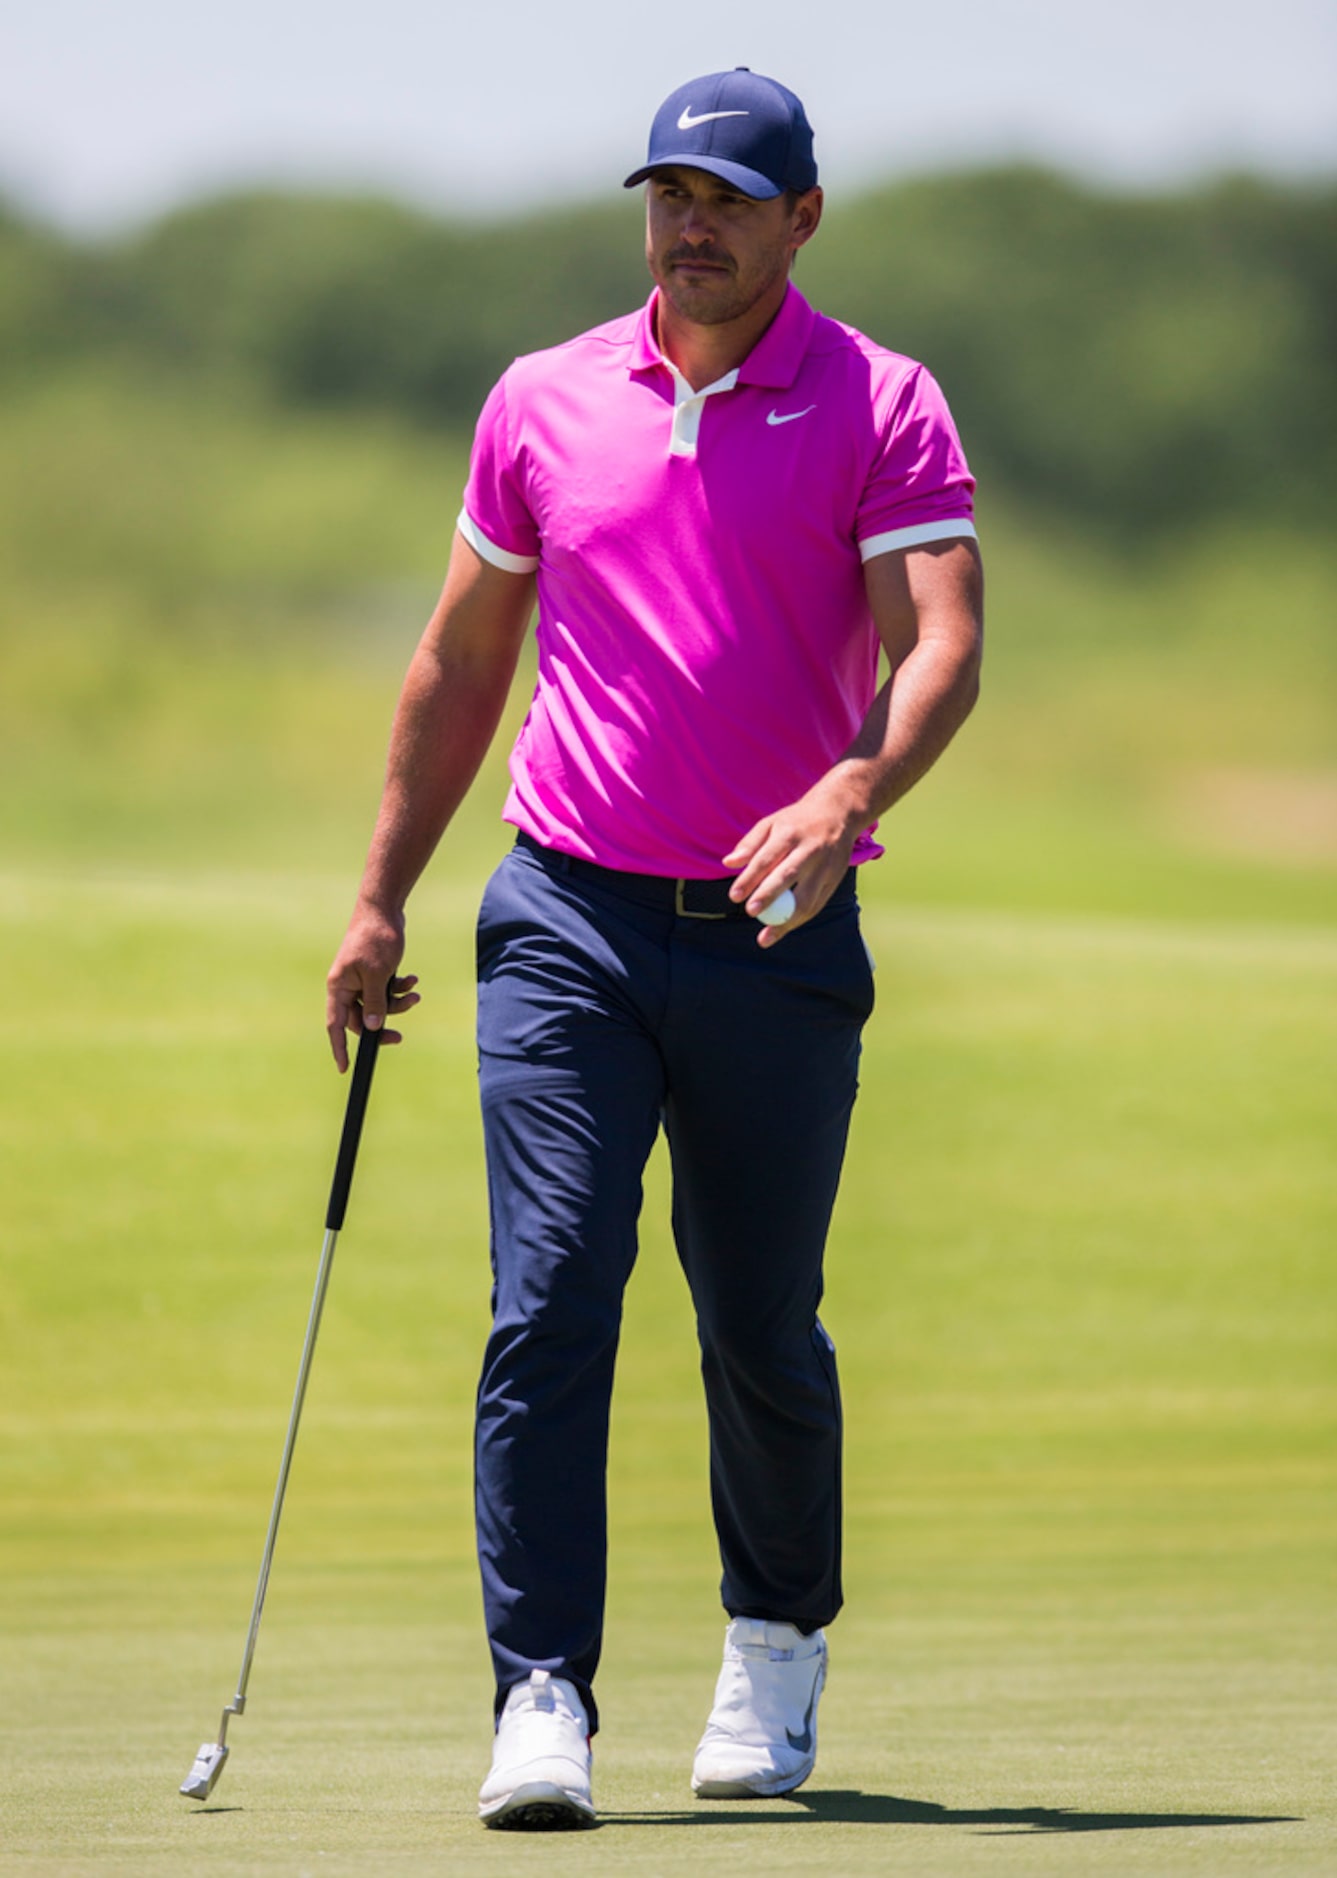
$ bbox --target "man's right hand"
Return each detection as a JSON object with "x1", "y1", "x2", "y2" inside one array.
[{"x1": 325, "y1": 908, "x2": 420, "y2": 1072}]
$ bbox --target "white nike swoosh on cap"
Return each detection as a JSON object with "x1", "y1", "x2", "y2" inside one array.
[
  {"x1": 766, "y1": 405, "x2": 817, "y2": 426},
  {"x1": 677, "y1": 106, "x2": 750, "y2": 129}
]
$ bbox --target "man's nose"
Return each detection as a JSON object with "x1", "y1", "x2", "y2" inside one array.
[{"x1": 679, "y1": 204, "x2": 718, "y2": 244}]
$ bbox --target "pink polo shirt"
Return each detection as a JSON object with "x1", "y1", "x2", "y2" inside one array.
[{"x1": 460, "y1": 283, "x2": 975, "y2": 878}]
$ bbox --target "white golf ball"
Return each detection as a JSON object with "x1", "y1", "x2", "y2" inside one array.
[{"x1": 756, "y1": 887, "x2": 797, "y2": 927}]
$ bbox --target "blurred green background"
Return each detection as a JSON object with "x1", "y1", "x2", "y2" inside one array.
[
  {"x1": 2, "y1": 169, "x2": 1334, "y2": 910},
  {"x1": 1, "y1": 172, "x2": 1334, "y2": 1871}
]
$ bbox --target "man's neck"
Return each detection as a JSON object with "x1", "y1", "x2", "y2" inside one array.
[{"x1": 655, "y1": 278, "x2": 790, "y2": 391}]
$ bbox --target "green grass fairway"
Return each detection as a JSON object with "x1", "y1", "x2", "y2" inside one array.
[{"x1": 2, "y1": 863, "x2": 1333, "y2": 1874}]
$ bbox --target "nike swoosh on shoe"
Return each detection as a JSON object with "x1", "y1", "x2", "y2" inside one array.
[{"x1": 785, "y1": 1682, "x2": 819, "y2": 1753}]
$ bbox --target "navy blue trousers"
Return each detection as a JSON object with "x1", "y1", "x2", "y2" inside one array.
[{"x1": 474, "y1": 836, "x2": 875, "y2": 1731}]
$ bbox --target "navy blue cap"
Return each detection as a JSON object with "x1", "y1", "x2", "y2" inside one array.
[{"x1": 624, "y1": 68, "x2": 817, "y2": 200}]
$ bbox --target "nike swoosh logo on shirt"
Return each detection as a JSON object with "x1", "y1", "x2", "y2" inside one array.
[
  {"x1": 766, "y1": 405, "x2": 816, "y2": 426},
  {"x1": 677, "y1": 107, "x2": 750, "y2": 129},
  {"x1": 785, "y1": 1682, "x2": 819, "y2": 1754}
]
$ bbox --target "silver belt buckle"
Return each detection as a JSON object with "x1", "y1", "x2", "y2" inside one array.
[{"x1": 674, "y1": 879, "x2": 726, "y2": 920}]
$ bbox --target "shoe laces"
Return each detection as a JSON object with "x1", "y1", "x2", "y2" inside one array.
[
  {"x1": 498, "y1": 1670, "x2": 589, "y2": 1744},
  {"x1": 709, "y1": 1622, "x2": 823, "y2": 1737}
]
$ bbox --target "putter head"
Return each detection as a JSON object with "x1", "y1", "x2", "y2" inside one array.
[{"x1": 180, "y1": 1740, "x2": 228, "y2": 1800}]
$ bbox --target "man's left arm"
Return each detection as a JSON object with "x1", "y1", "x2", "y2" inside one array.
[{"x1": 725, "y1": 537, "x2": 984, "y2": 945}]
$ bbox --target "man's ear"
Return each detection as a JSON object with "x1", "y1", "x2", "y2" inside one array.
[{"x1": 791, "y1": 186, "x2": 824, "y2": 253}]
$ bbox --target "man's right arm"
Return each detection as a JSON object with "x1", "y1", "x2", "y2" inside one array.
[{"x1": 324, "y1": 533, "x2": 536, "y2": 1070}]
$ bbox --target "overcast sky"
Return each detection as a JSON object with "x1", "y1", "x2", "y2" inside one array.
[{"x1": 4, "y1": 0, "x2": 1334, "y2": 230}]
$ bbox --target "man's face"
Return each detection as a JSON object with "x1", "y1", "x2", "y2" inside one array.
[{"x1": 645, "y1": 166, "x2": 821, "y2": 328}]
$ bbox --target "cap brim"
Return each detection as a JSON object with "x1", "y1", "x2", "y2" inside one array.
[{"x1": 622, "y1": 155, "x2": 782, "y2": 199}]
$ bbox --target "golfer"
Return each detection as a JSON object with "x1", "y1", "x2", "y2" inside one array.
[{"x1": 326, "y1": 66, "x2": 983, "y2": 1830}]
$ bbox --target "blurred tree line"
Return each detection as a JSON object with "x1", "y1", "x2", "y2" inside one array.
[{"x1": 1, "y1": 166, "x2": 1333, "y2": 539}]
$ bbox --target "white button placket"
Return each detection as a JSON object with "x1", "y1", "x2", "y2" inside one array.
[{"x1": 666, "y1": 363, "x2": 739, "y2": 459}]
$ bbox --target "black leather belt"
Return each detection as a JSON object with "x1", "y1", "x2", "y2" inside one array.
[
  {"x1": 515, "y1": 830, "x2": 746, "y2": 918},
  {"x1": 513, "y1": 831, "x2": 854, "y2": 920}
]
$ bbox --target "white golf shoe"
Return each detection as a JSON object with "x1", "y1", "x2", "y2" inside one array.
[
  {"x1": 478, "y1": 1669, "x2": 596, "y2": 1830},
  {"x1": 692, "y1": 1617, "x2": 827, "y2": 1798}
]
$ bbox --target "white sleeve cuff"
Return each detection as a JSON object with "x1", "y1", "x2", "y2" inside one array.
[
  {"x1": 457, "y1": 509, "x2": 540, "y2": 574},
  {"x1": 858, "y1": 518, "x2": 978, "y2": 561}
]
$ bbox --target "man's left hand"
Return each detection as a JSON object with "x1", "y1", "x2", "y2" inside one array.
[{"x1": 723, "y1": 776, "x2": 864, "y2": 948}]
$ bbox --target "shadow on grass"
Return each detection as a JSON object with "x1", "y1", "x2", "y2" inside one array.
[{"x1": 609, "y1": 1790, "x2": 1300, "y2": 1835}]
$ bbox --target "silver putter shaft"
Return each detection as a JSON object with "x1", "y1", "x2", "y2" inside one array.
[{"x1": 181, "y1": 1014, "x2": 385, "y2": 1801}]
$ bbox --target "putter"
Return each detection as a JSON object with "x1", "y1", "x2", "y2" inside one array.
[{"x1": 180, "y1": 1006, "x2": 387, "y2": 1801}]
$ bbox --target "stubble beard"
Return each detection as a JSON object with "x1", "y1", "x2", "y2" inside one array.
[{"x1": 654, "y1": 248, "x2": 791, "y2": 330}]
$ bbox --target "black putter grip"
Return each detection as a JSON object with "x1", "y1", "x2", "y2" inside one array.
[{"x1": 325, "y1": 1014, "x2": 384, "y2": 1231}]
